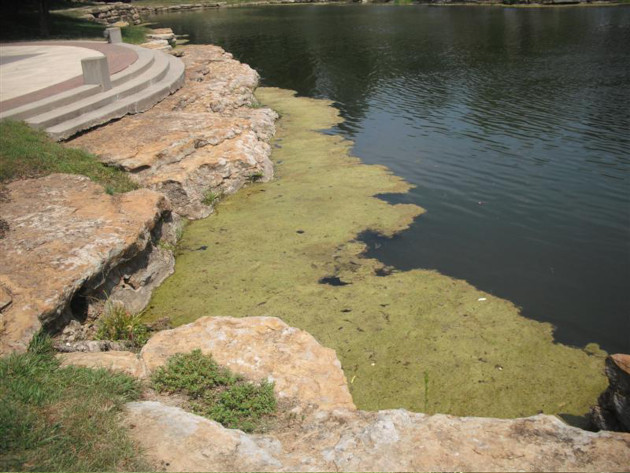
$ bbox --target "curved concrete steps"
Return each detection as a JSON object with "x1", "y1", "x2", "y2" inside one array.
[{"x1": 0, "y1": 44, "x2": 184, "y2": 141}]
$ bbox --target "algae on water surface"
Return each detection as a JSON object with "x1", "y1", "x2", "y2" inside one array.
[{"x1": 144, "y1": 87, "x2": 606, "y2": 418}]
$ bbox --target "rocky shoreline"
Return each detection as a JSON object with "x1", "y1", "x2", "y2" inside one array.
[
  {"x1": 72, "y1": 0, "x2": 624, "y2": 28},
  {"x1": 0, "y1": 43, "x2": 276, "y2": 354},
  {"x1": 61, "y1": 317, "x2": 630, "y2": 471},
  {"x1": 1, "y1": 39, "x2": 629, "y2": 470}
]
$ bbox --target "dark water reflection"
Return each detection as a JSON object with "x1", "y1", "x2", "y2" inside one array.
[{"x1": 154, "y1": 5, "x2": 630, "y2": 353}]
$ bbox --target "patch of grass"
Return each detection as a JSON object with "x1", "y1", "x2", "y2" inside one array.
[
  {"x1": 0, "y1": 334, "x2": 147, "y2": 471},
  {"x1": 0, "y1": 121, "x2": 137, "y2": 193},
  {"x1": 96, "y1": 300, "x2": 150, "y2": 348},
  {"x1": 202, "y1": 189, "x2": 221, "y2": 206},
  {"x1": 121, "y1": 24, "x2": 151, "y2": 45},
  {"x1": 151, "y1": 350, "x2": 277, "y2": 432}
]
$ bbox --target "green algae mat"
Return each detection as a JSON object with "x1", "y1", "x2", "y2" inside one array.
[{"x1": 144, "y1": 87, "x2": 606, "y2": 418}]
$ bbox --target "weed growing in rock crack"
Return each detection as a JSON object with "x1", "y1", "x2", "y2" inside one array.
[
  {"x1": 175, "y1": 219, "x2": 187, "y2": 242},
  {"x1": 96, "y1": 300, "x2": 150, "y2": 348},
  {"x1": 248, "y1": 100, "x2": 264, "y2": 109},
  {"x1": 0, "y1": 332, "x2": 147, "y2": 471},
  {"x1": 202, "y1": 189, "x2": 221, "y2": 207},
  {"x1": 247, "y1": 171, "x2": 265, "y2": 183},
  {"x1": 151, "y1": 350, "x2": 277, "y2": 432}
]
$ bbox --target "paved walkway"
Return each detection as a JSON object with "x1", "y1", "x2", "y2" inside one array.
[{"x1": 0, "y1": 41, "x2": 138, "y2": 111}]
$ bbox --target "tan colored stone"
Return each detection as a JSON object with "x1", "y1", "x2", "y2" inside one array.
[
  {"x1": 125, "y1": 402, "x2": 285, "y2": 472},
  {"x1": 612, "y1": 354, "x2": 630, "y2": 376},
  {"x1": 68, "y1": 44, "x2": 277, "y2": 220},
  {"x1": 126, "y1": 401, "x2": 630, "y2": 472},
  {"x1": 141, "y1": 316, "x2": 355, "y2": 411},
  {"x1": 0, "y1": 174, "x2": 171, "y2": 354},
  {"x1": 58, "y1": 350, "x2": 147, "y2": 378}
]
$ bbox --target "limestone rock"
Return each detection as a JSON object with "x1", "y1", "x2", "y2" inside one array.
[
  {"x1": 591, "y1": 353, "x2": 630, "y2": 432},
  {"x1": 68, "y1": 45, "x2": 277, "y2": 220},
  {"x1": 140, "y1": 40, "x2": 172, "y2": 52},
  {"x1": 0, "y1": 174, "x2": 173, "y2": 354},
  {"x1": 147, "y1": 28, "x2": 176, "y2": 45},
  {"x1": 125, "y1": 402, "x2": 286, "y2": 472},
  {"x1": 125, "y1": 401, "x2": 630, "y2": 472},
  {"x1": 58, "y1": 351, "x2": 147, "y2": 377},
  {"x1": 141, "y1": 316, "x2": 355, "y2": 411}
]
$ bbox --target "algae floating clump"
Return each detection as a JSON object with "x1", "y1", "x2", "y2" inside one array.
[{"x1": 144, "y1": 87, "x2": 606, "y2": 418}]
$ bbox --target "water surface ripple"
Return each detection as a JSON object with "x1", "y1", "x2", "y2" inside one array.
[{"x1": 154, "y1": 5, "x2": 630, "y2": 353}]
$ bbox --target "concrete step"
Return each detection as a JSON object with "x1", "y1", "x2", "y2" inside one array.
[
  {"x1": 27, "y1": 51, "x2": 173, "y2": 131},
  {"x1": 0, "y1": 46, "x2": 155, "y2": 122},
  {"x1": 110, "y1": 46, "x2": 156, "y2": 88},
  {"x1": 45, "y1": 53, "x2": 185, "y2": 141}
]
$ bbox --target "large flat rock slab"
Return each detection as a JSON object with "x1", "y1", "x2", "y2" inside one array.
[
  {"x1": 141, "y1": 316, "x2": 355, "y2": 411},
  {"x1": 125, "y1": 401, "x2": 630, "y2": 472},
  {"x1": 0, "y1": 174, "x2": 171, "y2": 354},
  {"x1": 68, "y1": 44, "x2": 277, "y2": 220}
]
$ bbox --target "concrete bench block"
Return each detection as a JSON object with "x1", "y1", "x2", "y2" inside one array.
[{"x1": 82, "y1": 56, "x2": 112, "y2": 91}]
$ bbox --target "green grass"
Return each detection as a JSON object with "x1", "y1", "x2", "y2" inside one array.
[
  {"x1": 202, "y1": 189, "x2": 221, "y2": 206},
  {"x1": 121, "y1": 24, "x2": 151, "y2": 45},
  {"x1": 0, "y1": 121, "x2": 137, "y2": 193},
  {"x1": 96, "y1": 300, "x2": 151, "y2": 349},
  {"x1": 151, "y1": 350, "x2": 277, "y2": 432},
  {"x1": 0, "y1": 334, "x2": 147, "y2": 471}
]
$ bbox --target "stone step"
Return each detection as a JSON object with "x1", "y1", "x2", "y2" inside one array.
[
  {"x1": 0, "y1": 46, "x2": 155, "y2": 122},
  {"x1": 45, "y1": 54, "x2": 185, "y2": 141},
  {"x1": 26, "y1": 50, "x2": 173, "y2": 132}
]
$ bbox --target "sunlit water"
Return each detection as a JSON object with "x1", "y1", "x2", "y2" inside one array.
[{"x1": 153, "y1": 5, "x2": 630, "y2": 353}]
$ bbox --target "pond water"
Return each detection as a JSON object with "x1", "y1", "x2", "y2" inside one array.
[{"x1": 153, "y1": 5, "x2": 630, "y2": 353}]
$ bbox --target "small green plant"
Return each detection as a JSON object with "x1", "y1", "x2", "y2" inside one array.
[
  {"x1": 96, "y1": 300, "x2": 150, "y2": 348},
  {"x1": 151, "y1": 349, "x2": 240, "y2": 397},
  {"x1": 193, "y1": 380, "x2": 276, "y2": 432},
  {"x1": 202, "y1": 189, "x2": 220, "y2": 206},
  {"x1": 151, "y1": 350, "x2": 277, "y2": 432},
  {"x1": 247, "y1": 171, "x2": 265, "y2": 183},
  {"x1": 248, "y1": 100, "x2": 264, "y2": 109}
]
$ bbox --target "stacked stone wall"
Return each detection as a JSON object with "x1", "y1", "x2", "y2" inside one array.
[{"x1": 81, "y1": 3, "x2": 142, "y2": 26}]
